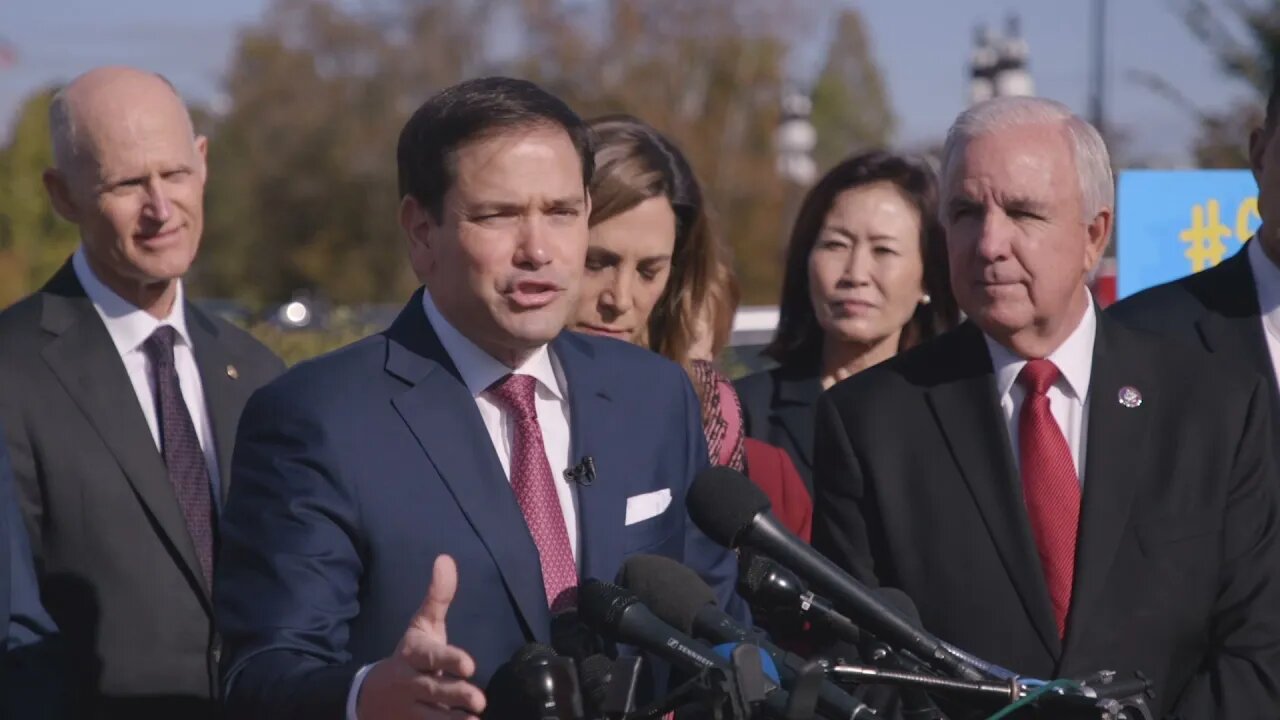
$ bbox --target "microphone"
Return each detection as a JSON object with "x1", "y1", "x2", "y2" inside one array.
[
  {"x1": 564, "y1": 456, "x2": 596, "y2": 485},
  {"x1": 484, "y1": 643, "x2": 585, "y2": 720},
  {"x1": 577, "y1": 654, "x2": 644, "y2": 720},
  {"x1": 551, "y1": 610, "x2": 603, "y2": 661},
  {"x1": 737, "y1": 556, "x2": 949, "y2": 719},
  {"x1": 687, "y1": 467, "x2": 986, "y2": 682},
  {"x1": 578, "y1": 579, "x2": 794, "y2": 719},
  {"x1": 739, "y1": 551, "x2": 864, "y2": 646},
  {"x1": 617, "y1": 554, "x2": 879, "y2": 720},
  {"x1": 742, "y1": 554, "x2": 1018, "y2": 683}
]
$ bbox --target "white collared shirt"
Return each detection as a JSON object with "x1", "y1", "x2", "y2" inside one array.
[
  {"x1": 419, "y1": 290, "x2": 579, "y2": 561},
  {"x1": 1248, "y1": 238, "x2": 1280, "y2": 391},
  {"x1": 71, "y1": 248, "x2": 220, "y2": 495},
  {"x1": 984, "y1": 294, "x2": 1097, "y2": 485},
  {"x1": 345, "y1": 293, "x2": 579, "y2": 720}
]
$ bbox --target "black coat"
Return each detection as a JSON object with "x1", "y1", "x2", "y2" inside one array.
[
  {"x1": 735, "y1": 364, "x2": 823, "y2": 496},
  {"x1": 812, "y1": 314, "x2": 1280, "y2": 719},
  {"x1": 1109, "y1": 240, "x2": 1280, "y2": 425}
]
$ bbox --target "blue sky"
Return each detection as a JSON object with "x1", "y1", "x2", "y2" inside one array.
[{"x1": 0, "y1": 0, "x2": 1258, "y2": 165}]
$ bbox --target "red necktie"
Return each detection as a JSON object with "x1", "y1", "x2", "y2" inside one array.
[
  {"x1": 489, "y1": 374, "x2": 578, "y2": 611},
  {"x1": 1016, "y1": 359, "x2": 1081, "y2": 638}
]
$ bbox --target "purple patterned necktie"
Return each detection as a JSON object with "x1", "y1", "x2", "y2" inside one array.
[
  {"x1": 488, "y1": 373, "x2": 578, "y2": 611},
  {"x1": 142, "y1": 326, "x2": 215, "y2": 588}
]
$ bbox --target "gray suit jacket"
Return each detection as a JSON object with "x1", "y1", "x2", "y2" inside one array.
[{"x1": 0, "y1": 260, "x2": 283, "y2": 719}]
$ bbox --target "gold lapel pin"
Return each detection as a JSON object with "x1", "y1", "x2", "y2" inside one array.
[{"x1": 226, "y1": 364, "x2": 239, "y2": 380}]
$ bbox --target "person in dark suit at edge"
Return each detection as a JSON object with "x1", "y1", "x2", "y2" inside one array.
[
  {"x1": 1, "y1": 418, "x2": 63, "y2": 718},
  {"x1": 736, "y1": 151, "x2": 959, "y2": 494},
  {"x1": 1110, "y1": 72, "x2": 1280, "y2": 426},
  {"x1": 812, "y1": 96, "x2": 1280, "y2": 718},
  {"x1": 214, "y1": 77, "x2": 745, "y2": 720},
  {"x1": 0, "y1": 66, "x2": 284, "y2": 719}
]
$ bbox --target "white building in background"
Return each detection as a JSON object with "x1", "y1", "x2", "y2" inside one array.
[
  {"x1": 775, "y1": 90, "x2": 818, "y2": 186},
  {"x1": 969, "y1": 14, "x2": 1034, "y2": 106},
  {"x1": 969, "y1": 26, "x2": 998, "y2": 105}
]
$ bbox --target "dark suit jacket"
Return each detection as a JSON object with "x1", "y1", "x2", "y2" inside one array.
[
  {"x1": 1, "y1": 418, "x2": 63, "y2": 718},
  {"x1": 0, "y1": 260, "x2": 284, "y2": 719},
  {"x1": 215, "y1": 290, "x2": 746, "y2": 719},
  {"x1": 812, "y1": 315, "x2": 1280, "y2": 719},
  {"x1": 735, "y1": 364, "x2": 822, "y2": 495},
  {"x1": 1109, "y1": 240, "x2": 1280, "y2": 423}
]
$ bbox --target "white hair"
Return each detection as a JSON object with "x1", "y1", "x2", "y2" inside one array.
[
  {"x1": 48, "y1": 87, "x2": 78, "y2": 173},
  {"x1": 939, "y1": 96, "x2": 1114, "y2": 221}
]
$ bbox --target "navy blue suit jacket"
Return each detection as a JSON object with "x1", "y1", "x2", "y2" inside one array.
[
  {"x1": 216, "y1": 291, "x2": 745, "y2": 718},
  {"x1": 1, "y1": 419, "x2": 62, "y2": 717}
]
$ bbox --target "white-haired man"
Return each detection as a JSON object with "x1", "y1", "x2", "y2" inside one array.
[{"x1": 811, "y1": 96, "x2": 1280, "y2": 718}]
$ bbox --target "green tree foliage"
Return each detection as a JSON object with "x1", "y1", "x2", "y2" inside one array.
[
  {"x1": 809, "y1": 9, "x2": 896, "y2": 172},
  {"x1": 196, "y1": 0, "x2": 495, "y2": 306},
  {"x1": 511, "y1": 0, "x2": 809, "y2": 302},
  {"x1": 196, "y1": 0, "x2": 893, "y2": 307},
  {"x1": 1, "y1": 0, "x2": 893, "y2": 314},
  {"x1": 0, "y1": 88, "x2": 79, "y2": 307},
  {"x1": 1168, "y1": 0, "x2": 1280, "y2": 167}
]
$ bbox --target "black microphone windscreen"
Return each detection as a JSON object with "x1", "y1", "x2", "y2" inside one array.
[
  {"x1": 617, "y1": 555, "x2": 716, "y2": 634},
  {"x1": 688, "y1": 467, "x2": 771, "y2": 548},
  {"x1": 512, "y1": 642, "x2": 557, "y2": 664},
  {"x1": 740, "y1": 552, "x2": 774, "y2": 597},
  {"x1": 484, "y1": 643, "x2": 563, "y2": 720},
  {"x1": 578, "y1": 653, "x2": 614, "y2": 708},
  {"x1": 578, "y1": 579, "x2": 637, "y2": 632},
  {"x1": 551, "y1": 610, "x2": 601, "y2": 661}
]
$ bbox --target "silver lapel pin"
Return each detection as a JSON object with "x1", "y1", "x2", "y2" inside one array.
[{"x1": 1117, "y1": 385, "x2": 1142, "y2": 408}]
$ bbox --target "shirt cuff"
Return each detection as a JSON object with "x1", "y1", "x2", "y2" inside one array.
[{"x1": 346, "y1": 662, "x2": 376, "y2": 720}]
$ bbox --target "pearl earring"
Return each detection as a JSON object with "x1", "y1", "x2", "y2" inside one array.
[{"x1": 921, "y1": 294, "x2": 932, "y2": 305}]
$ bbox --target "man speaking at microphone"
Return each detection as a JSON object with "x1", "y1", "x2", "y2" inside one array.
[
  {"x1": 811, "y1": 96, "x2": 1280, "y2": 718},
  {"x1": 214, "y1": 77, "x2": 744, "y2": 719}
]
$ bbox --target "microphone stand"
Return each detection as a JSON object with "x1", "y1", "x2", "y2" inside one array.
[
  {"x1": 627, "y1": 643, "x2": 813, "y2": 720},
  {"x1": 827, "y1": 665, "x2": 1155, "y2": 720}
]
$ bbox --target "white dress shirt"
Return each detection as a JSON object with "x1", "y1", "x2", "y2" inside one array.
[
  {"x1": 71, "y1": 248, "x2": 221, "y2": 496},
  {"x1": 419, "y1": 290, "x2": 579, "y2": 557},
  {"x1": 346, "y1": 291, "x2": 578, "y2": 719},
  {"x1": 1248, "y1": 239, "x2": 1280, "y2": 391},
  {"x1": 984, "y1": 294, "x2": 1097, "y2": 485}
]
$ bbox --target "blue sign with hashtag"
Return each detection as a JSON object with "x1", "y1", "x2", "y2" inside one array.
[{"x1": 1117, "y1": 170, "x2": 1260, "y2": 299}]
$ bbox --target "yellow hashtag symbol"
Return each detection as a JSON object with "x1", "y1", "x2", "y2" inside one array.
[
  {"x1": 1237, "y1": 197, "x2": 1260, "y2": 244},
  {"x1": 1180, "y1": 200, "x2": 1231, "y2": 272}
]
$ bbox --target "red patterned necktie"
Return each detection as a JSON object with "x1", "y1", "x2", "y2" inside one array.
[
  {"x1": 488, "y1": 374, "x2": 578, "y2": 611},
  {"x1": 1016, "y1": 358, "x2": 1081, "y2": 638},
  {"x1": 142, "y1": 326, "x2": 215, "y2": 588}
]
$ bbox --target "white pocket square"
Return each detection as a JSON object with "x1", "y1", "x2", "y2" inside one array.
[{"x1": 625, "y1": 489, "x2": 672, "y2": 526}]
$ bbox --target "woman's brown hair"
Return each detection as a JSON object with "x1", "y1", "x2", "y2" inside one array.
[{"x1": 587, "y1": 115, "x2": 731, "y2": 371}]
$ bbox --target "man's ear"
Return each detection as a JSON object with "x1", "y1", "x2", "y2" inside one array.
[
  {"x1": 42, "y1": 168, "x2": 80, "y2": 224},
  {"x1": 1250, "y1": 126, "x2": 1270, "y2": 186},
  {"x1": 401, "y1": 195, "x2": 436, "y2": 282},
  {"x1": 1084, "y1": 206, "x2": 1114, "y2": 274},
  {"x1": 194, "y1": 135, "x2": 209, "y2": 181}
]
